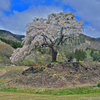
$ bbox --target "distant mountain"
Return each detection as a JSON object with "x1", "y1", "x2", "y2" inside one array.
[
  {"x1": 0, "y1": 30, "x2": 25, "y2": 42},
  {"x1": 96, "y1": 38, "x2": 100, "y2": 41}
]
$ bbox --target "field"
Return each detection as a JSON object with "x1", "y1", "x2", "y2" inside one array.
[
  {"x1": 0, "y1": 92, "x2": 100, "y2": 100},
  {"x1": 0, "y1": 63, "x2": 100, "y2": 100}
]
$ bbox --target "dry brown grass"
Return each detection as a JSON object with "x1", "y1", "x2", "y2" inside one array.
[
  {"x1": 0, "y1": 66, "x2": 29, "y2": 83},
  {"x1": 4, "y1": 65, "x2": 29, "y2": 71},
  {"x1": 1, "y1": 62, "x2": 100, "y2": 88},
  {"x1": 0, "y1": 69, "x2": 6, "y2": 76},
  {"x1": 0, "y1": 40, "x2": 4, "y2": 44},
  {"x1": 0, "y1": 80, "x2": 10, "y2": 82}
]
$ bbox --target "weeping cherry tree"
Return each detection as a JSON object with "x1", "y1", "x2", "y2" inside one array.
[{"x1": 10, "y1": 12, "x2": 84, "y2": 63}]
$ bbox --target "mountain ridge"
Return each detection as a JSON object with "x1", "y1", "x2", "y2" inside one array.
[
  {"x1": 0, "y1": 29, "x2": 25, "y2": 41},
  {"x1": 96, "y1": 37, "x2": 100, "y2": 41}
]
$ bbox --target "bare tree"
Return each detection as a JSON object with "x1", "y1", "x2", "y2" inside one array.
[{"x1": 10, "y1": 12, "x2": 84, "y2": 63}]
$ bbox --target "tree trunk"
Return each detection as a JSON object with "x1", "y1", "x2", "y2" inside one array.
[{"x1": 51, "y1": 48, "x2": 57, "y2": 62}]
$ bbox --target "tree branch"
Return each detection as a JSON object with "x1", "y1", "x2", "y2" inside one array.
[
  {"x1": 57, "y1": 27, "x2": 64, "y2": 45},
  {"x1": 41, "y1": 34, "x2": 54, "y2": 46},
  {"x1": 61, "y1": 34, "x2": 74, "y2": 44}
]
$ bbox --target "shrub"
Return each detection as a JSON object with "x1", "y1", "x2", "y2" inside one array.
[
  {"x1": 97, "y1": 83, "x2": 100, "y2": 87},
  {"x1": 57, "y1": 53, "x2": 62, "y2": 62},
  {"x1": 43, "y1": 54, "x2": 51, "y2": 63}
]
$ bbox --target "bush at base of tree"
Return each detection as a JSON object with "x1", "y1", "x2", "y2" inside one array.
[{"x1": 18, "y1": 51, "x2": 52, "y2": 66}]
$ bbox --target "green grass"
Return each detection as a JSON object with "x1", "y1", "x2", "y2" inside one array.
[
  {"x1": 0, "y1": 92, "x2": 100, "y2": 100},
  {"x1": 0, "y1": 66, "x2": 5, "y2": 69},
  {"x1": 32, "y1": 61, "x2": 60, "y2": 66},
  {"x1": 0, "y1": 82, "x2": 5, "y2": 86},
  {"x1": 0, "y1": 87, "x2": 100, "y2": 100},
  {"x1": 0, "y1": 85, "x2": 100, "y2": 95}
]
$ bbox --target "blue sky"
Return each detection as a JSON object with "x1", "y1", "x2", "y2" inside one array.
[{"x1": 0, "y1": 0, "x2": 100, "y2": 38}]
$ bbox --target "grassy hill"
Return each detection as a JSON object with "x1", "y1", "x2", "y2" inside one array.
[
  {"x1": 0, "y1": 40, "x2": 13, "y2": 65},
  {"x1": 0, "y1": 62, "x2": 100, "y2": 88}
]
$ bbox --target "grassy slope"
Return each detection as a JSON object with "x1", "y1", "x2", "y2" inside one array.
[
  {"x1": 0, "y1": 62, "x2": 100, "y2": 88},
  {"x1": 15, "y1": 62, "x2": 100, "y2": 88},
  {"x1": 0, "y1": 40, "x2": 4, "y2": 44},
  {"x1": 0, "y1": 43, "x2": 13, "y2": 64},
  {"x1": 0, "y1": 65, "x2": 28, "y2": 79}
]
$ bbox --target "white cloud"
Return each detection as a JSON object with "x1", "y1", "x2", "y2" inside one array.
[
  {"x1": 60, "y1": 0, "x2": 100, "y2": 37},
  {"x1": 0, "y1": 0, "x2": 11, "y2": 21},
  {"x1": 0, "y1": 5, "x2": 63, "y2": 35},
  {"x1": 0, "y1": 0, "x2": 11, "y2": 11},
  {"x1": 83, "y1": 26, "x2": 100, "y2": 38},
  {"x1": 1, "y1": 0, "x2": 100, "y2": 37}
]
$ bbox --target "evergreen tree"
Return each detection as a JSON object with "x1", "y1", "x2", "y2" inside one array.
[{"x1": 74, "y1": 49, "x2": 86, "y2": 61}]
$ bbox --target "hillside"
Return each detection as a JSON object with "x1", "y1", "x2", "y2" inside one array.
[
  {"x1": 74, "y1": 34, "x2": 100, "y2": 51},
  {"x1": 0, "y1": 30, "x2": 25, "y2": 42},
  {"x1": 0, "y1": 62, "x2": 100, "y2": 88},
  {"x1": 0, "y1": 40, "x2": 13, "y2": 65},
  {"x1": 60, "y1": 34, "x2": 100, "y2": 53}
]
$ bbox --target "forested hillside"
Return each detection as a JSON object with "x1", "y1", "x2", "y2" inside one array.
[
  {"x1": 74, "y1": 34, "x2": 100, "y2": 50},
  {"x1": 0, "y1": 30, "x2": 25, "y2": 41},
  {"x1": 0, "y1": 38, "x2": 23, "y2": 49}
]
